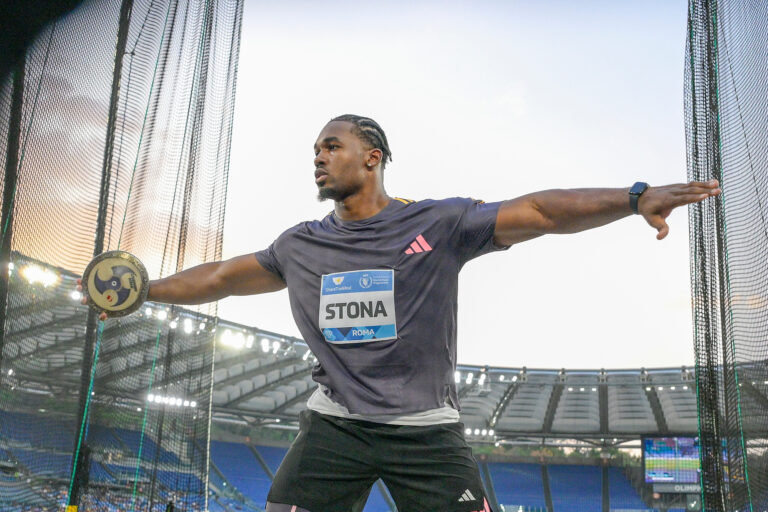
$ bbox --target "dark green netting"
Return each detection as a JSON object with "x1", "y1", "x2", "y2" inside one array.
[
  {"x1": 686, "y1": 0, "x2": 768, "y2": 510},
  {"x1": 0, "y1": 0, "x2": 243, "y2": 510}
]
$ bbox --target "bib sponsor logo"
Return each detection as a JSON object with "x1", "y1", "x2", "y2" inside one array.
[{"x1": 319, "y1": 269, "x2": 397, "y2": 343}]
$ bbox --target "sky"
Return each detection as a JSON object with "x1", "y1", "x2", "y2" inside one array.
[{"x1": 218, "y1": 0, "x2": 697, "y2": 369}]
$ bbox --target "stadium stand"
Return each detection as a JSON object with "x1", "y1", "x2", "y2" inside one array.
[
  {"x1": 548, "y1": 464, "x2": 602, "y2": 511},
  {"x1": 608, "y1": 467, "x2": 646, "y2": 510},
  {"x1": 488, "y1": 462, "x2": 547, "y2": 509}
]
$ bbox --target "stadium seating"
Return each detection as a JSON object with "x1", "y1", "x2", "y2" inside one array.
[
  {"x1": 548, "y1": 464, "x2": 602, "y2": 511},
  {"x1": 608, "y1": 467, "x2": 646, "y2": 510},
  {"x1": 253, "y1": 445, "x2": 288, "y2": 474},
  {"x1": 487, "y1": 462, "x2": 547, "y2": 509},
  {"x1": 210, "y1": 440, "x2": 272, "y2": 506}
]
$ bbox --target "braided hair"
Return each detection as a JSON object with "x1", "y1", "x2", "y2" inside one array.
[{"x1": 330, "y1": 114, "x2": 393, "y2": 170}]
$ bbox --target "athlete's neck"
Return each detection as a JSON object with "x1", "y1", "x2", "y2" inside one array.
[{"x1": 334, "y1": 189, "x2": 390, "y2": 222}]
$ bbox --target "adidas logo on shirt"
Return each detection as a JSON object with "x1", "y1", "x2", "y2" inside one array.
[
  {"x1": 458, "y1": 489, "x2": 476, "y2": 502},
  {"x1": 404, "y1": 234, "x2": 432, "y2": 254}
]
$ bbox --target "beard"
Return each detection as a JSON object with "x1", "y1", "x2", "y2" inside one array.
[{"x1": 316, "y1": 181, "x2": 358, "y2": 202}]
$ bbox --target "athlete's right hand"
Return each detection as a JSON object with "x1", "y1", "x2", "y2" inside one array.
[{"x1": 76, "y1": 278, "x2": 108, "y2": 321}]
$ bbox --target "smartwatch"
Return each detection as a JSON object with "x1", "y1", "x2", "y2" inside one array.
[{"x1": 629, "y1": 182, "x2": 649, "y2": 214}]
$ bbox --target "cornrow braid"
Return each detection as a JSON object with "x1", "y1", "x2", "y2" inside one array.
[{"x1": 330, "y1": 114, "x2": 393, "y2": 170}]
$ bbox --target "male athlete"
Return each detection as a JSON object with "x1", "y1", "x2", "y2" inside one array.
[{"x1": 82, "y1": 114, "x2": 720, "y2": 511}]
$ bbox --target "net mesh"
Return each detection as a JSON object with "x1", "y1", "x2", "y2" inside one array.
[
  {"x1": 0, "y1": 0, "x2": 243, "y2": 510},
  {"x1": 686, "y1": 0, "x2": 768, "y2": 510}
]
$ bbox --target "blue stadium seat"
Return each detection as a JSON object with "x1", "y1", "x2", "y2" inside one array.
[
  {"x1": 488, "y1": 463, "x2": 547, "y2": 509},
  {"x1": 608, "y1": 467, "x2": 646, "y2": 509},
  {"x1": 548, "y1": 464, "x2": 601, "y2": 512},
  {"x1": 211, "y1": 440, "x2": 272, "y2": 506}
]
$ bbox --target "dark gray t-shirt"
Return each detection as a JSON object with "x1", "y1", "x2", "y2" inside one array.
[{"x1": 255, "y1": 197, "x2": 507, "y2": 415}]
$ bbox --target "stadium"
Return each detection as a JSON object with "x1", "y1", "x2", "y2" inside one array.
[
  {"x1": 1, "y1": 0, "x2": 767, "y2": 511},
  {"x1": 0, "y1": 255, "x2": 742, "y2": 511}
]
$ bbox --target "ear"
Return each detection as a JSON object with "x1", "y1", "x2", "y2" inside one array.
[{"x1": 365, "y1": 148, "x2": 383, "y2": 169}]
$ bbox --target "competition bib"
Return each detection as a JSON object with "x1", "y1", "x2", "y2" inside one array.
[{"x1": 318, "y1": 269, "x2": 397, "y2": 343}]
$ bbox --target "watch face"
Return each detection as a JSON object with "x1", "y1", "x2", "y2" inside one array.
[{"x1": 630, "y1": 182, "x2": 649, "y2": 195}]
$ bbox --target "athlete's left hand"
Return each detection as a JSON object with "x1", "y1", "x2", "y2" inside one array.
[{"x1": 638, "y1": 179, "x2": 720, "y2": 240}]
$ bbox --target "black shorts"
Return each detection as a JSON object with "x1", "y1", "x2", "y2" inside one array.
[{"x1": 267, "y1": 410, "x2": 493, "y2": 512}]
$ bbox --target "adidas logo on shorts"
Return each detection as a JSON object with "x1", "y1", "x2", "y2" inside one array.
[{"x1": 458, "y1": 488, "x2": 476, "y2": 502}]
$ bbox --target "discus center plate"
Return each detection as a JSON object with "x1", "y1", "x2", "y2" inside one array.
[{"x1": 83, "y1": 251, "x2": 149, "y2": 317}]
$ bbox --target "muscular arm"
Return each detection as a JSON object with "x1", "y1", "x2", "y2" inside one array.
[
  {"x1": 493, "y1": 180, "x2": 721, "y2": 246},
  {"x1": 147, "y1": 253, "x2": 286, "y2": 305}
]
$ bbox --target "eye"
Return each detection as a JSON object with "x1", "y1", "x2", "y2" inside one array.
[{"x1": 328, "y1": 144, "x2": 339, "y2": 150}]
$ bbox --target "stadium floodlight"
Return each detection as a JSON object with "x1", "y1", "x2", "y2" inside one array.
[
  {"x1": 568, "y1": 387, "x2": 573, "y2": 392},
  {"x1": 21, "y1": 265, "x2": 59, "y2": 287},
  {"x1": 190, "y1": 401, "x2": 197, "y2": 408},
  {"x1": 184, "y1": 400, "x2": 190, "y2": 406},
  {"x1": 683, "y1": 385, "x2": 689, "y2": 390},
  {"x1": 473, "y1": 429, "x2": 480, "y2": 435},
  {"x1": 184, "y1": 318, "x2": 193, "y2": 334},
  {"x1": 454, "y1": 371, "x2": 461, "y2": 383},
  {"x1": 246, "y1": 334, "x2": 255, "y2": 348},
  {"x1": 169, "y1": 320, "x2": 178, "y2": 329},
  {"x1": 272, "y1": 341, "x2": 280, "y2": 354},
  {"x1": 657, "y1": 386, "x2": 663, "y2": 391},
  {"x1": 261, "y1": 338, "x2": 270, "y2": 353},
  {"x1": 465, "y1": 428, "x2": 471, "y2": 435},
  {"x1": 671, "y1": 386, "x2": 676, "y2": 390},
  {"x1": 137, "y1": 408, "x2": 141, "y2": 412},
  {"x1": 465, "y1": 372, "x2": 473, "y2": 385},
  {"x1": 147, "y1": 394, "x2": 155, "y2": 402},
  {"x1": 592, "y1": 387, "x2": 597, "y2": 392},
  {"x1": 512, "y1": 375, "x2": 518, "y2": 382},
  {"x1": 145, "y1": 307, "x2": 153, "y2": 317},
  {"x1": 645, "y1": 386, "x2": 651, "y2": 391},
  {"x1": 157, "y1": 310, "x2": 168, "y2": 321},
  {"x1": 488, "y1": 429, "x2": 494, "y2": 436},
  {"x1": 7, "y1": 369, "x2": 13, "y2": 376},
  {"x1": 499, "y1": 375, "x2": 505, "y2": 382},
  {"x1": 199, "y1": 322, "x2": 206, "y2": 330},
  {"x1": 70, "y1": 290, "x2": 82, "y2": 301},
  {"x1": 303, "y1": 350, "x2": 311, "y2": 361},
  {"x1": 481, "y1": 429, "x2": 487, "y2": 436},
  {"x1": 580, "y1": 387, "x2": 584, "y2": 392}
]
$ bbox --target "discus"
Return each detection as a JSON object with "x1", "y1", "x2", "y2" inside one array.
[{"x1": 82, "y1": 250, "x2": 149, "y2": 318}]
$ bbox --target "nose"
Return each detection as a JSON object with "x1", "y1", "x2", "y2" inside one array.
[{"x1": 314, "y1": 151, "x2": 325, "y2": 168}]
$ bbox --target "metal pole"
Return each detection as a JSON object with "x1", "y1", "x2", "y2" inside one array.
[{"x1": 0, "y1": 53, "x2": 24, "y2": 368}]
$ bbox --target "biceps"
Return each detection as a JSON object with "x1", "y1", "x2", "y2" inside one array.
[
  {"x1": 217, "y1": 254, "x2": 286, "y2": 296},
  {"x1": 493, "y1": 196, "x2": 550, "y2": 246}
]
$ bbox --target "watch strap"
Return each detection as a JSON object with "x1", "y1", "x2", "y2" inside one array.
[{"x1": 629, "y1": 182, "x2": 649, "y2": 214}]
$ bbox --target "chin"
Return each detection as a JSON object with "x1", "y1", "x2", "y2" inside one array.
[{"x1": 317, "y1": 185, "x2": 345, "y2": 202}]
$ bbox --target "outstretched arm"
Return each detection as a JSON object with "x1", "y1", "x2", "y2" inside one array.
[
  {"x1": 79, "y1": 253, "x2": 285, "y2": 316},
  {"x1": 147, "y1": 253, "x2": 286, "y2": 304},
  {"x1": 493, "y1": 180, "x2": 721, "y2": 246}
]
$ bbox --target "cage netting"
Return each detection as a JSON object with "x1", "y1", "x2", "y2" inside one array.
[
  {"x1": 686, "y1": 0, "x2": 768, "y2": 510},
  {"x1": 0, "y1": 0, "x2": 243, "y2": 510}
]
